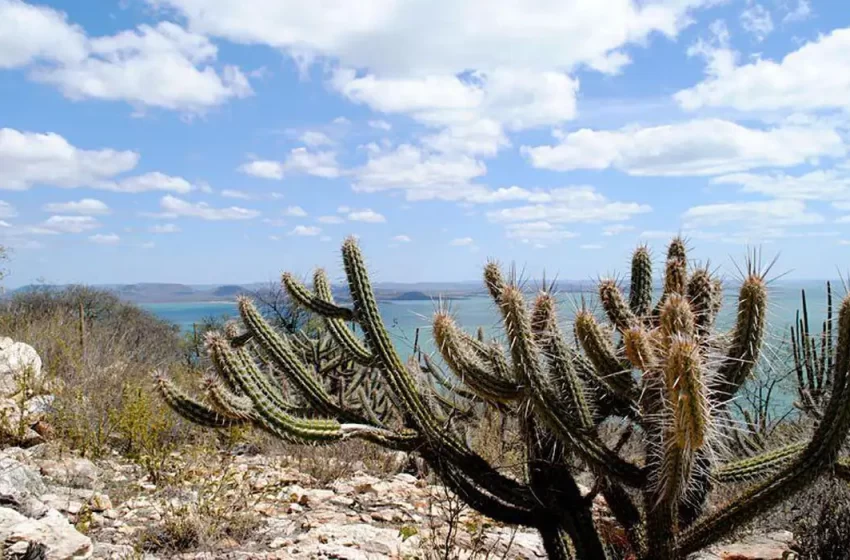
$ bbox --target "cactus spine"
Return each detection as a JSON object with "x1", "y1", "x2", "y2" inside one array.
[{"x1": 159, "y1": 235, "x2": 850, "y2": 560}]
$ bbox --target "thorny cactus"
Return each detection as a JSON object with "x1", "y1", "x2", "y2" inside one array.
[{"x1": 158, "y1": 236, "x2": 850, "y2": 560}]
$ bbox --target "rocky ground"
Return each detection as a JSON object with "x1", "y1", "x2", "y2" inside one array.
[{"x1": 0, "y1": 443, "x2": 799, "y2": 560}]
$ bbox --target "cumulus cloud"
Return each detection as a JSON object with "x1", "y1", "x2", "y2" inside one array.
[
  {"x1": 523, "y1": 120, "x2": 844, "y2": 176},
  {"x1": 221, "y1": 189, "x2": 251, "y2": 199},
  {"x1": 159, "y1": 195, "x2": 260, "y2": 220},
  {"x1": 239, "y1": 148, "x2": 340, "y2": 180},
  {"x1": 0, "y1": 128, "x2": 138, "y2": 191},
  {"x1": 449, "y1": 237, "x2": 474, "y2": 246},
  {"x1": 290, "y1": 225, "x2": 321, "y2": 236},
  {"x1": 347, "y1": 209, "x2": 385, "y2": 223},
  {"x1": 1, "y1": 1, "x2": 252, "y2": 112},
  {"x1": 283, "y1": 205, "x2": 307, "y2": 217},
  {"x1": 676, "y1": 27, "x2": 850, "y2": 112},
  {"x1": 712, "y1": 170, "x2": 850, "y2": 202},
  {"x1": 40, "y1": 215, "x2": 101, "y2": 233},
  {"x1": 392, "y1": 234, "x2": 411, "y2": 242},
  {"x1": 318, "y1": 215, "x2": 344, "y2": 224},
  {"x1": 42, "y1": 198, "x2": 109, "y2": 215},
  {"x1": 486, "y1": 186, "x2": 650, "y2": 224},
  {"x1": 682, "y1": 199, "x2": 823, "y2": 228}
]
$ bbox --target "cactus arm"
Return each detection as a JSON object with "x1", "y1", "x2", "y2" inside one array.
[
  {"x1": 433, "y1": 312, "x2": 521, "y2": 403},
  {"x1": 679, "y1": 294, "x2": 850, "y2": 556},
  {"x1": 687, "y1": 268, "x2": 717, "y2": 334},
  {"x1": 155, "y1": 374, "x2": 248, "y2": 428},
  {"x1": 713, "y1": 443, "x2": 808, "y2": 483},
  {"x1": 341, "y1": 238, "x2": 544, "y2": 510},
  {"x1": 500, "y1": 285, "x2": 646, "y2": 487},
  {"x1": 281, "y1": 272, "x2": 355, "y2": 321},
  {"x1": 531, "y1": 292, "x2": 594, "y2": 429},
  {"x1": 599, "y1": 279, "x2": 638, "y2": 333},
  {"x1": 311, "y1": 269, "x2": 375, "y2": 365},
  {"x1": 712, "y1": 274, "x2": 767, "y2": 403},
  {"x1": 237, "y1": 297, "x2": 359, "y2": 420},
  {"x1": 629, "y1": 245, "x2": 653, "y2": 318},
  {"x1": 420, "y1": 353, "x2": 479, "y2": 402},
  {"x1": 574, "y1": 310, "x2": 638, "y2": 403},
  {"x1": 202, "y1": 375, "x2": 255, "y2": 420}
]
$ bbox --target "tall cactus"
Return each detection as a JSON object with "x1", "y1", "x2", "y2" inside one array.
[{"x1": 159, "y1": 236, "x2": 850, "y2": 560}]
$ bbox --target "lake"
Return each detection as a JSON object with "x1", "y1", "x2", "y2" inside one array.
[{"x1": 141, "y1": 280, "x2": 835, "y2": 357}]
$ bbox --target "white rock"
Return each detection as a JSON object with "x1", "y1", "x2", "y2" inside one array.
[
  {"x1": 0, "y1": 457, "x2": 48, "y2": 517},
  {"x1": 0, "y1": 507, "x2": 92, "y2": 559},
  {"x1": 0, "y1": 339, "x2": 43, "y2": 398}
]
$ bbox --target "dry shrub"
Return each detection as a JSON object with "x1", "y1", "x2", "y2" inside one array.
[
  {"x1": 0, "y1": 286, "x2": 199, "y2": 459},
  {"x1": 791, "y1": 478, "x2": 850, "y2": 559}
]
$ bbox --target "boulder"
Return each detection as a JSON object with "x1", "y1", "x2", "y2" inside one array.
[
  {"x1": 0, "y1": 507, "x2": 92, "y2": 559},
  {"x1": 0, "y1": 456, "x2": 48, "y2": 518},
  {"x1": 0, "y1": 338, "x2": 43, "y2": 398},
  {"x1": 39, "y1": 459, "x2": 100, "y2": 489}
]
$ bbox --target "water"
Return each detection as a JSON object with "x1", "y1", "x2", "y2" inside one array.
[{"x1": 141, "y1": 280, "x2": 836, "y2": 353}]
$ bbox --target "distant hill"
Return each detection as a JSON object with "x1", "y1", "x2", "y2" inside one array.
[
  {"x1": 212, "y1": 285, "x2": 246, "y2": 298},
  {"x1": 7, "y1": 279, "x2": 598, "y2": 304}
]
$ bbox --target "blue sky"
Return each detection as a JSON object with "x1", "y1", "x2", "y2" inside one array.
[{"x1": 2, "y1": 0, "x2": 850, "y2": 287}]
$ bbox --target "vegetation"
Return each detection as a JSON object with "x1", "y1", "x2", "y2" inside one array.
[{"x1": 159, "y1": 235, "x2": 850, "y2": 560}]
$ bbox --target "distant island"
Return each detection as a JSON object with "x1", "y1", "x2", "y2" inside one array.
[{"x1": 8, "y1": 280, "x2": 598, "y2": 304}]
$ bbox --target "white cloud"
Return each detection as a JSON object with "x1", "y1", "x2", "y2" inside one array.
[
  {"x1": 347, "y1": 209, "x2": 385, "y2": 223},
  {"x1": 676, "y1": 27, "x2": 850, "y2": 112},
  {"x1": 603, "y1": 224, "x2": 635, "y2": 236},
  {"x1": 505, "y1": 221, "x2": 577, "y2": 243},
  {"x1": 290, "y1": 225, "x2": 321, "y2": 236},
  {"x1": 740, "y1": 3, "x2": 773, "y2": 41},
  {"x1": 449, "y1": 237, "x2": 474, "y2": 246},
  {"x1": 486, "y1": 186, "x2": 650, "y2": 224},
  {"x1": 353, "y1": 144, "x2": 488, "y2": 201},
  {"x1": 42, "y1": 198, "x2": 109, "y2": 215},
  {"x1": 102, "y1": 171, "x2": 195, "y2": 193},
  {"x1": 0, "y1": 201, "x2": 17, "y2": 219},
  {"x1": 149, "y1": 223, "x2": 180, "y2": 233},
  {"x1": 0, "y1": 128, "x2": 138, "y2": 191},
  {"x1": 392, "y1": 234, "x2": 411, "y2": 242},
  {"x1": 581, "y1": 244, "x2": 604, "y2": 250},
  {"x1": 300, "y1": 131, "x2": 334, "y2": 147},
  {"x1": 712, "y1": 170, "x2": 850, "y2": 201},
  {"x1": 283, "y1": 205, "x2": 307, "y2": 217},
  {"x1": 0, "y1": 0, "x2": 87, "y2": 68},
  {"x1": 41, "y1": 215, "x2": 100, "y2": 233},
  {"x1": 152, "y1": 0, "x2": 709, "y2": 79},
  {"x1": 421, "y1": 119, "x2": 509, "y2": 157},
  {"x1": 140, "y1": 241, "x2": 156, "y2": 249},
  {"x1": 332, "y1": 68, "x2": 579, "y2": 134},
  {"x1": 238, "y1": 148, "x2": 340, "y2": 180},
  {"x1": 318, "y1": 215, "x2": 344, "y2": 224},
  {"x1": 0, "y1": 0, "x2": 253, "y2": 112},
  {"x1": 368, "y1": 120, "x2": 392, "y2": 131},
  {"x1": 523, "y1": 120, "x2": 844, "y2": 176},
  {"x1": 89, "y1": 233, "x2": 120, "y2": 245},
  {"x1": 221, "y1": 189, "x2": 251, "y2": 199},
  {"x1": 239, "y1": 160, "x2": 284, "y2": 180},
  {"x1": 682, "y1": 199, "x2": 823, "y2": 228},
  {"x1": 159, "y1": 195, "x2": 260, "y2": 220}
]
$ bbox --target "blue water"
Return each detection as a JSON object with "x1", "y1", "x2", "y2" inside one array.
[{"x1": 142, "y1": 281, "x2": 836, "y2": 354}]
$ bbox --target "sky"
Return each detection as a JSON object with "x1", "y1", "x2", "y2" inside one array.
[{"x1": 1, "y1": 0, "x2": 850, "y2": 287}]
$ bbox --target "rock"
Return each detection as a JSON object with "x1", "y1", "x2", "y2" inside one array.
[
  {"x1": 24, "y1": 396, "x2": 55, "y2": 419},
  {"x1": 39, "y1": 459, "x2": 100, "y2": 489},
  {"x1": 89, "y1": 494, "x2": 112, "y2": 513},
  {"x1": 0, "y1": 456, "x2": 48, "y2": 517},
  {"x1": 0, "y1": 339, "x2": 43, "y2": 398},
  {"x1": 0, "y1": 507, "x2": 92, "y2": 559},
  {"x1": 694, "y1": 531, "x2": 795, "y2": 560}
]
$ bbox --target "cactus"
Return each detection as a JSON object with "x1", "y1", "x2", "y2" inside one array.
[{"x1": 158, "y1": 236, "x2": 850, "y2": 559}]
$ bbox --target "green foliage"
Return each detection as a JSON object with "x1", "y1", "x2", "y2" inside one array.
[{"x1": 159, "y1": 236, "x2": 850, "y2": 560}]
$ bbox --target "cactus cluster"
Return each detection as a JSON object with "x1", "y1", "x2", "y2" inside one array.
[{"x1": 159, "y1": 236, "x2": 850, "y2": 560}]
